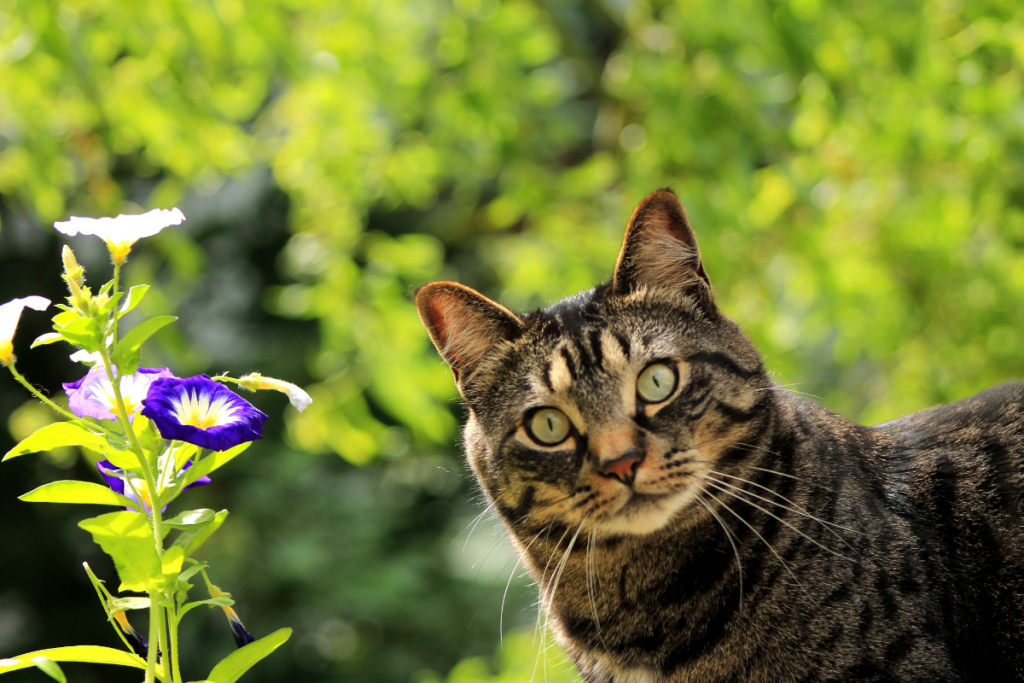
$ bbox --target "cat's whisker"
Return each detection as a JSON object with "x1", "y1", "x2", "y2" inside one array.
[
  {"x1": 456, "y1": 500, "x2": 496, "y2": 554},
  {"x1": 753, "y1": 384, "x2": 822, "y2": 400},
  {"x1": 702, "y1": 488, "x2": 810, "y2": 597},
  {"x1": 683, "y1": 437, "x2": 839, "y2": 494},
  {"x1": 695, "y1": 494, "x2": 744, "y2": 613},
  {"x1": 532, "y1": 522, "x2": 574, "y2": 683},
  {"x1": 501, "y1": 524, "x2": 551, "y2": 647},
  {"x1": 703, "y1": 479, "x2": 853, "y2": 562},
  {"x1": 708, "y1": 470, "x2": 864, "y2": 542}
]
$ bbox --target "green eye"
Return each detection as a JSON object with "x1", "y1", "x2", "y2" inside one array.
[
  {"x1": 637, "y1": 363, "x2": 677, "y2": 403},
  {"x1": 528, "y1": 408, "x2": 572, "y2": 446}
]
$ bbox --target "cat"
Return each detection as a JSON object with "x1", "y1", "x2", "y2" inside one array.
[{"x1": 415, "y1": 189, "x2": 1024, "y2": 682}]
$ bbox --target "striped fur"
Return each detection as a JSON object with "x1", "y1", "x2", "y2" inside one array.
[{"x1": 416, "y1": 190, "x2": 1024, "y2": 682}]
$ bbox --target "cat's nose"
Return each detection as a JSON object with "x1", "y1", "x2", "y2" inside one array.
[{"x1": 597, "y1": 450, "x2": 643, "y2": 486}]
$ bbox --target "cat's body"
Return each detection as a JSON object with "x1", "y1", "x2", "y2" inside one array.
[{"x1": 416, "y1": 190, "x2": 1024, "y2": 682}]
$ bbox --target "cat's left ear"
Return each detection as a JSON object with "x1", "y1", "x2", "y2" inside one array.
[
  {"x1": 612, "y1": 189, "x2": 713, "y2": 307},
  {"x1": 415, "y1": 281, "x2": 523, "y2": 382}
]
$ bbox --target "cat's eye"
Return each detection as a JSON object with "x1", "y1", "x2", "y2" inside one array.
[
  {"x1": 527, "y1": 408, "x2": 572, "y2": 446},
  {"x1": 636, "y1": 362, "x2": 677, "y2": 403}
]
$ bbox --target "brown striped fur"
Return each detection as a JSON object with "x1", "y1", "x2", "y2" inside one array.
[{"x1": 416, "y1": 189, "x2": 1024, "y2": 682}]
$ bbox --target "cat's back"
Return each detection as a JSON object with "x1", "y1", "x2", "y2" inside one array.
[
  {"x1": 872, "y1": 382, "x2": 1024, "y2": 678},
  {"x1": 873, "y1": 381, "x2": 1024, "y2": 506}
]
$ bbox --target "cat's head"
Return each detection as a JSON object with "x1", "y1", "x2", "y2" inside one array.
[{"x1": 416, "y1": 189, "x2": 770, "y2": 540}]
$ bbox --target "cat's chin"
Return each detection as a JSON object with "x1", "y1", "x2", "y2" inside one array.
[{"x1": 596, "y1": 487, "x2": 698, "y2": 537}]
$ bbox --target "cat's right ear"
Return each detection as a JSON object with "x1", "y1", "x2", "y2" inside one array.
[{"x1": 415, "y1": 282, "x2": 523, "y2": 381}]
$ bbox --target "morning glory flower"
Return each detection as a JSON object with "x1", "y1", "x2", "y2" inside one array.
[
  {"x1": 206, "y1": 583, "x2": 255, "y2": 648},
  {"x1": 237, "y1": 372, "x2": 313, "y2": 412},
  {"x1": 54, "y1": 208, "x2": 185, "y2": 265},
  {"x1": 64, "y1": 367, "x2": 175, "y2": 422},
  {"x1": 96, "y1": 459, "x2": 210, "y2": 514},
  {"x1": 108, "y1": 599, "x2": 149, "y2": 656},
  {"x1": 141, "y1": 375, "x2": 267, "y2": 451},
  {"x1": 0, "y1": 296, "x2": 50, "y2": 365}
]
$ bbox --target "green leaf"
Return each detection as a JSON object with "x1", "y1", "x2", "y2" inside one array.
[
  {"x1": 111, "y1": 315, "x2": 177, "y2": 375},
  {"x1": 19, "y1": 481, "x2": 138, "y2": 509},
  {"x1": 0, "y1": 646, "x2": 146, "y2": 674},
  {"x1": 205, "y1": 628, "x2": 292, "y2": 683},
  {"x1": 164, "y1": 509, "x2": 216, "y2": 528},
  {"x1": 87, "y1": 445, "x2": 139, "y2": 470},
  {"x1": 30, "y1": 332, "x2": 63, "y2": 348},
  {"x1": 56, "y1": 316, "x2": 104, "y2": 351},
  {"x1": 177, "y1": 561, "x2": 207, "y2": 584},
  {"x1": 183, "y1": 442, "x2": 251, "y2": 486},
  {"x1": 51, "y1": 310, "x2": 79, "y2": 327},
  {"x1": 111, "y1": 596, "x2": 151, "y2": 611},
  {"x1": 162, "y1": 545, "x2": 185, "y2": 585},
  {"x1": 4, "y1": 422, "x2": 107, "y2": 461},
  {"x1": 173, "y1": 509, "x2": 228, "y2": 556},
  {"x1": 179, "y1": 596, "x2": 236, "y2": 617},
  {"x1": 78, "y1": 511, "x2": 167, "y2": 593},
  {"x1": 119, "y1": 284, "x2": 150, "y2": 315},
  {"x1": 30, "y1": 657, "x2": 66, "y2": 683}
]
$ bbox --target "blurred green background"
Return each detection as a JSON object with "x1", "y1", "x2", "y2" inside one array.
[{"x1": 1, "y1": 0, "x2": 1022, "y2": 681}]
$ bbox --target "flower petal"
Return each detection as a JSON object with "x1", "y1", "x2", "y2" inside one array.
[
  {"x1": 0, "y1": 296, "x2": 51, "y2": 363},
  {"x1": 65, "y1": 367, "x2": 175, "y2": 422},
  {"x1": 54, "y1": 208, "x2": 185, "y2": 242},
  {"x1": 95, "y1": 460, "x2": 126, "y2": 496},
  {"x1": 141, "y1": 375, "x2": 267, "y2": 451},
  {"x1": 239, "y1": 373, "x2": 313, "y2": 412}
]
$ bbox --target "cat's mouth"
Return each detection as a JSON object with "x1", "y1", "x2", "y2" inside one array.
[{"x1": 616, "y1": 491, "x2": 671, "y2": 515}]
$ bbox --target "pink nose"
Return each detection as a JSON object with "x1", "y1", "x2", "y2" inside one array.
[{"x1": 598, "y1": 452, "x2": 642, "y2": 486}]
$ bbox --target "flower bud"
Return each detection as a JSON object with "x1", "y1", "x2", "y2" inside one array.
[{"x1": 62, "y1": 245, "x2": 84, "y2": 285}]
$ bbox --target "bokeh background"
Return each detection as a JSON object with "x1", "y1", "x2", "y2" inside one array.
[{"x1": 1, "y1": 0, "x2": 1023, "y2": 681}]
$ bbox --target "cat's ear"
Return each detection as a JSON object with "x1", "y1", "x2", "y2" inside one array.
[
  {"x1": 415, "y1": 282, "x2": 523, "y2": 381},
  {"x1": 612, "y1": 189, "x2": 712, "y2": 305}
]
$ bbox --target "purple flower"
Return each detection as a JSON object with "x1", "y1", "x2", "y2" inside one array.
[
  {"x1": 64, "y1": 367, "x2": 175, "y2": 422},
  {"x1": 96, "y1": 459, "x2": 211, "y2": 513},
  {"x1": 140, "y1": 375, "x2": 267, "y2": 451},
  {"x1": 224, "y1": 605, "x2": 256, "y2": 648}
]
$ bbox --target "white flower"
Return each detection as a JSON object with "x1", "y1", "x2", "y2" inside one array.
[
  {"x1": 0, "y1": 296, "x2": 51, "y2": 365},
  {"x1": 239, "y1": 373, "x2": 313, "y2": 412},
  {"x1": 70, "y1": 349, "x2": 104, "y2": 365},
  {"x1": 54, "y1": 208, "x2": 185, "y2": 264}
]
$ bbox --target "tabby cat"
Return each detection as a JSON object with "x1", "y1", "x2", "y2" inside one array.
[{"x1": 415, "y1": 189, "x2": 1024, "y2": 682}]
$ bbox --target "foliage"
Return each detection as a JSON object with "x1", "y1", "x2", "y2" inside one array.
[{"x1": 1, "y1": 0, "x2": 1022, "y2": 681}]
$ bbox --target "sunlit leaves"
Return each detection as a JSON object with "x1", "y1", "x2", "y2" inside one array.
[
  {"x1": 204, "y1": 628, "x2": 292, "y2": 683},
  {"x1": 19, "y1": 480, "x2": 139, "y2": 508},
  {"x1": 4, "y1": 422, "x2": 107, "y2": 461},
  {"x1": 78, "y1": 511, "x2": 167, "y2": 593}
]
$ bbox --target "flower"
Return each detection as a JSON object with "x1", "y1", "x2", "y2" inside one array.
[
  {"x1": 96, "y1": 459, "x2": 210, "y2": 514},
  {"x1": 237, "y1": 372, "x2": 313, "y2": 412},
  {"x1": 141, "y1": 375, "x2": 268, "y2": 451},
  {"x1": 64, "y1": 367, "x2": 175, "y2": 422},
  {"x1": 69, "y1": 349, "x2": 103, "y2": 365},
  {"x1": 223, "y1": 605, "x2": 256, "y2": 648},
  {"x1": 0, "y1": 296, "x2": 50, "y2": 365},
  {"x1": 54, "y1": 208, "x2": 185, "y2": 265},
  {"x1": 206, "y1": 583, "x2": 255, "y2": 648},
  {"x1": 108, "y1": 599, "x2": 149, "y2": 656}
]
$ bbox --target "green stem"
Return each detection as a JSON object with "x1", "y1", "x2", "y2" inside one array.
[
  {"x1": 111, "y1": 262, "x2": 122, "y2": 345},
  {"x1": 158, "y1": 604, "x2": 172, "y2": 683},
  {"x1": 146, "y1": 607, "x2": 159, "y2": 683},
  {"x1": 169, "y1": 607, "x2": 183, "y2": 683}
]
